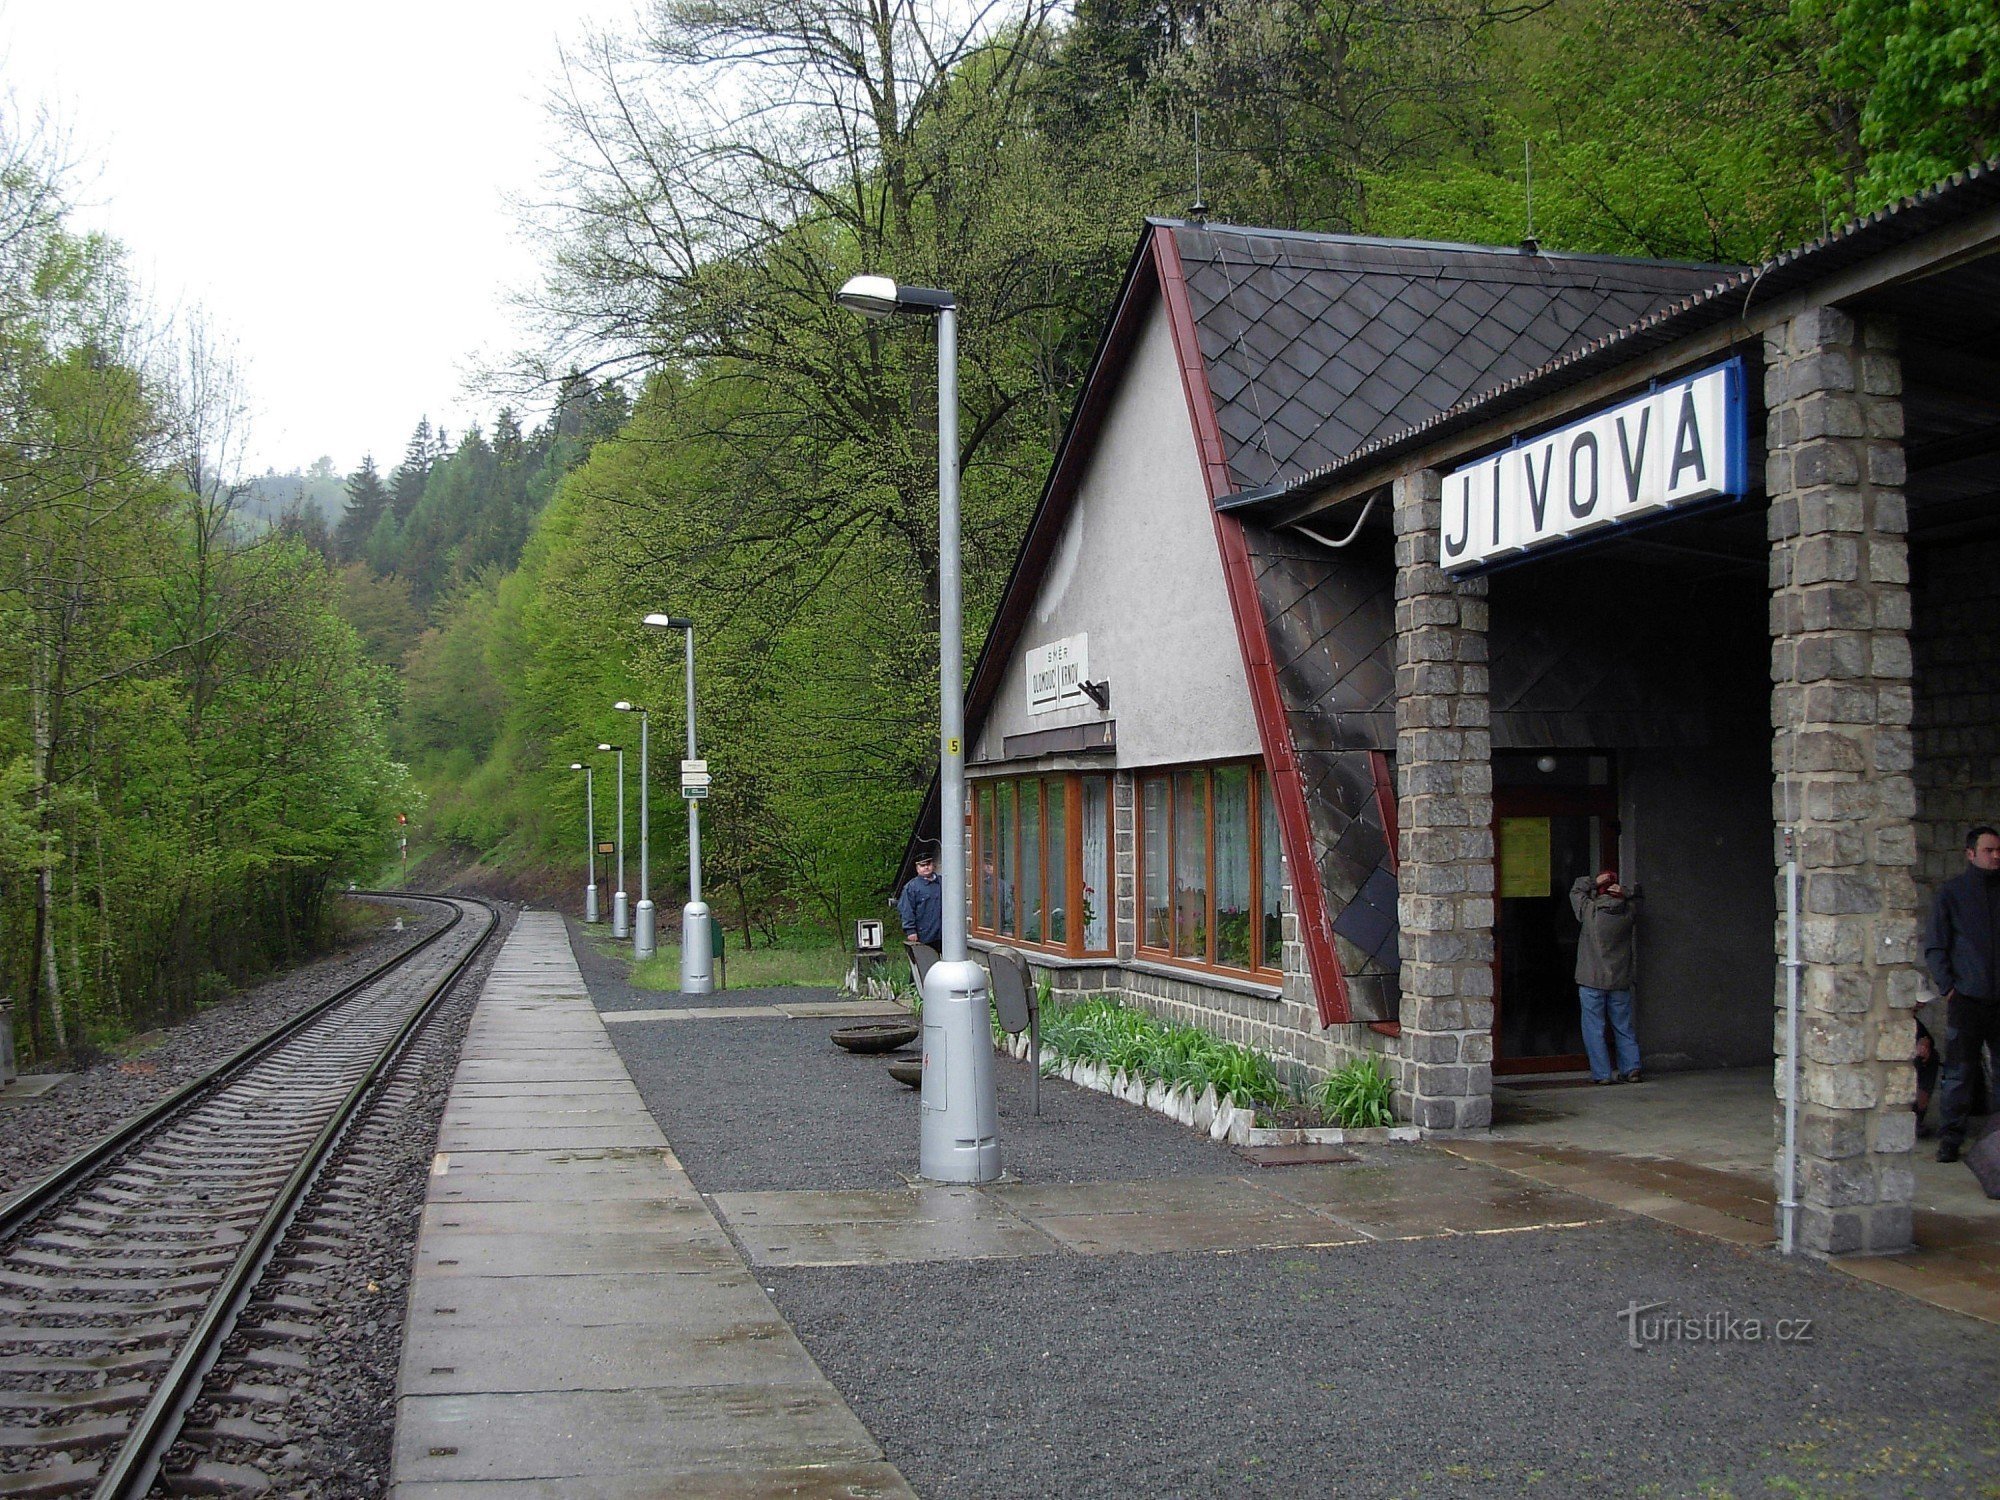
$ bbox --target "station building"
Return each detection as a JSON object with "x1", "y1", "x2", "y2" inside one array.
[{"x1": 919, "y1": 161, "x2": 2000, "y2": 1255}]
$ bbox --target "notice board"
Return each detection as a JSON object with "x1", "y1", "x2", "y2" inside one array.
[{"x1": 1499, "y1": 816, "x2": 1552, "y2": 899}]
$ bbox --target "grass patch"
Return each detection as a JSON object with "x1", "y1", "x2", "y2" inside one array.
[{"x1": 627, "y1": 941, "x2": 853, "y2": 992}]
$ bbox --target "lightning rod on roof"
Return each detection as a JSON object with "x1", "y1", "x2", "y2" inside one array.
[
  {"x1": 1522, "y1": 141, "x2": 1540, "y2": 254},
  {"x1": 1189, "y1": 109, "x2": 1208, "y2": 223}
]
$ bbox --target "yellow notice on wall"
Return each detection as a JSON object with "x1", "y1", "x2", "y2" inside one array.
[{"x1": 1499, "y1": 816, "x2": 1552, "y2": 898}]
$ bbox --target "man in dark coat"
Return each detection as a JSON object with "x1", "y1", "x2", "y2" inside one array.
[
  {"x1": 896, "y1": 841, "x2": 943, "y2": 950},
  {"x1": 1571, "y1": 868, "x2": 1643, "y2": 1084},
  {"x1": 1923, "y1": 825, "x2": 2000, "y2": 1164}
]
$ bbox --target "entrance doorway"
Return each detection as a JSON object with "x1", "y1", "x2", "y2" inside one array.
[{"x1": 1493, "y1": 780, "x2": 1618, "y2": 1074}]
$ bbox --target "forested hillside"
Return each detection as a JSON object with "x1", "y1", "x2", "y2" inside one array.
[
  {"x1": 382, "y1": 0, "x2": 2000, "y2": 944},
  {"x1": 0, "y1": 127, "x2": 407, "y2": 1063}
]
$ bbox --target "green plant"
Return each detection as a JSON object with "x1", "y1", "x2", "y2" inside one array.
[
  {"x1": 1031, "y1": 994, "x2": 1285, "y2": 1109},
  {"x1": 1315, "y1": 1058, "x2": 1397, "y2": 1128}
]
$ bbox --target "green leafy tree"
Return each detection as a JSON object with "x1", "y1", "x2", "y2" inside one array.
[{"x1": 1810, "y1": 0, "x2": 2000, "y2": 210}]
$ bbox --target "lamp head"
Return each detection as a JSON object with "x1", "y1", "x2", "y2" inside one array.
[
  {"x1": 836, "y1": 274, "x2": 953, "y2": 319},
  {"x1": 597, "y1": 742, "x2": 616, "y2": 753},
  {"x1": 643, "y1": 613, "x2": 694, "y2": 630},
  {"x1": 613, "y1": 700, "x2": 637, "y2": 713},
  {"x1": 836, "y1": 274, "x2": 901, "y2": 320},
  {"x1": 569, "y1": 762, "x2": 584, "y2": 771}
]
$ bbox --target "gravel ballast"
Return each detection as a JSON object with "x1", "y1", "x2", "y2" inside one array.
[{"x1": 0, "y1": 895, "x2": 450, "y2": 1199}]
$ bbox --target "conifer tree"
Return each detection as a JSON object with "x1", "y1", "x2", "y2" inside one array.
[
  {"x1": 390, "y1": 418, "x2": 434, "y2": 522},
  {"x1": 335, "y1": 455, "x2": 390, "y2": 563}
]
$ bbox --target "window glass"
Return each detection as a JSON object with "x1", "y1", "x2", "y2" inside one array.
[
  {"x1": 1046, "y1": 780, "x2": 1068, "y2": 946},
  {"x1": 996, "y1": 780, "x2": 1017, "y2": 935},
  {"x1": 1082, "y1": 776, "x2": 1109, "y2": 952},
  {"x1": 979, "y1": 785, "x2": 998, "y2": 933},
  {"x1": 1020, "y1": 778, "x2": 1043, "y2": 943},
  {"x1": 1213, "y1": 765, "x2": 1252, "y2": 969},
  {"x1": 1142, "y1": 777, "x2": 1171, "y2": 949},
  {"x1": 1261, "y1": 771, "x2": 1284, "y2": 970},
  {"x1": 1174, "y1": 769, "x2": 1208, "y2": 959}
]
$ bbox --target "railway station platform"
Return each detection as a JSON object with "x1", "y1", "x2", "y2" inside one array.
[
  {"x1": 392, "y1": 914, "x2": 2000, "y2": 1498},
  {"x1": 388, "y1": 912, "x2": 913, "y2": 1497}
]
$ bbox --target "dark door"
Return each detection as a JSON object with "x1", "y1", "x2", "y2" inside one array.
[{"x1": 1493, "y1": 786, "x2": 1619, "y2": 1074}]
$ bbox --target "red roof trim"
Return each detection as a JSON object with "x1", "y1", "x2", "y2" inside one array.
[{"x1": 1151, "y1": 228, "x2": 1352, "y2": 1027}]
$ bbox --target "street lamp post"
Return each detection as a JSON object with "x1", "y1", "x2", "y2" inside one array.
[
  {"x1": 598, "y1": 742, "x2": 628, "y2": 938},
  {"x1": 837, "y1": 272, "x2": 998, "y2": 1184},
  {"x1": 643, "y1": 615, "x2": 711, "y2": 995},
  {"x1": 569, "y1": 762, "x2": 600, "y2": 923},
  {"x1": 614, "y1": 701, "x2": 656, "y2": 959}
]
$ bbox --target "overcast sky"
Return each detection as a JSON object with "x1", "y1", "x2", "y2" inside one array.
[{"x1": 2, "y1": 0, "x2": 630, "y2": 476}]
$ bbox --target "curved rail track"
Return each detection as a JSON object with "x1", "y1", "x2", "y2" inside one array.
[{"x1": 0, "y1": 893, "x2": 498, "y2": 1499}]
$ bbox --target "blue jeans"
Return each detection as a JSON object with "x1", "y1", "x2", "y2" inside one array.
[{"x1": 1579, "y1": 986, "x2": 1641, "y2": 1081}]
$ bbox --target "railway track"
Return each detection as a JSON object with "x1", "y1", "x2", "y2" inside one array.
[{"x1": 0, "y1": 893, "x2": 498, "y2": 1499}]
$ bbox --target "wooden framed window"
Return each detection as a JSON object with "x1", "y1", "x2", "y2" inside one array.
[
  {"x1": 971, "y1": 772, "x2": 1114, "y2": 957},
  {"x1": 1134, "y1": 762, "x2": 1284, "y2": 979}
]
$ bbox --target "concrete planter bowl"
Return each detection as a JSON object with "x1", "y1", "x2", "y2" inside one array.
[{"x1": 830, "y1": 1021, "x2": 920, "y2": 1054}]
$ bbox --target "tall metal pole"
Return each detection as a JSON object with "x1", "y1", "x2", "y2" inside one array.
[
  {"x1": 634, "y1": 710, "x2": 656, "y2": 958},
  {"x1": 680, "y1": 625, "x2": 714, "y2": 994},
  {"x1": 918, "y1": 301, "x2": 999, "y2": 1184},
  {"x1": 585, "y1": 766, "x2": 600, "y2": 924},
  {"x1": 612, "y1": 749, "x2": 628, "y2": 939}
]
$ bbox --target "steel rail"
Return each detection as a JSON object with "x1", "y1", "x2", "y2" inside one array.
[
  {"x1": 92, "y1": 894, "x2": 501, "y2": 1500},
  {"x1": 0, "y1": 891, "x2": 465, "y2": 1241}
]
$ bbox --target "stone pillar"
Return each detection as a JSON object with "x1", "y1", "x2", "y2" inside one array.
[
  {"x1": 1765, "y1": 305, "x2": 1920, "y2": 1255},
  {"x1": 1392, "y1": 468, "x2": 1495, "y2": 1131}
]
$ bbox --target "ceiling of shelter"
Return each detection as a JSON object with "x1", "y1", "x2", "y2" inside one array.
[
  {"x1": 1859, "y1": 250, "x2": 2000, "y2": 544},
  {"x1": 1170, "y1": 224, "x2": 1727, "y2": 495}
]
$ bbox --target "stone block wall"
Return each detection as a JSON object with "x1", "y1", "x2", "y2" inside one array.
[
  {"x1": 1764, "y1": 305, "x2": 1919, "y2": 1255},
  {"x1": 1390, "y1": 468, "x2": 1496, "y2": 1131}
]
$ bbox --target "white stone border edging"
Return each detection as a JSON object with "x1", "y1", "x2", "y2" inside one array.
[{"x1": 1000, "y1": 1033, "x2": 1421, "y2": 1148}]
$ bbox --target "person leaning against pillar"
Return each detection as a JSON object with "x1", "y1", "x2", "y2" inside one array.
[
  {"x1": 1922, "y1": 825, "x2": 2000, "y2": 1165},
  {"x1": 1572, "y1": 869, "x2": 1644, "y2": 1085}
]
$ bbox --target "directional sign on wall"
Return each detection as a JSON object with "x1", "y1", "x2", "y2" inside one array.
[{"x1": 1440, "y1": 357, "x2": 1747, "y2": 575}]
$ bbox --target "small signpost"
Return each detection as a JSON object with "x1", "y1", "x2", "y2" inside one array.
[
  {"x1": 856, "y1": 918, "x2": 884, "y2": 954},
  {"x1": 598, "y1": 841, "x2": 616, "y2": 855},
  {"x1": 681, "y1": 758, "x2": 712, "y2": 800}
]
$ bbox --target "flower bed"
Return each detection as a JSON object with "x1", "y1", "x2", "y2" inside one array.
[{"x1": 1008, "y1": 995, "x2": 1419, "y2": 1146}]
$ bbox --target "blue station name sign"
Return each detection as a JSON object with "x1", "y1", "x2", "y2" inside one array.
[{"x1": 1440, "y1": 356, "x2": 1748, "y2": 575}]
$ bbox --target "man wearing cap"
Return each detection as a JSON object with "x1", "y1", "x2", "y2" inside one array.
[{"x1": 897, "y1": 842, "x2": 943, "y2": 950}]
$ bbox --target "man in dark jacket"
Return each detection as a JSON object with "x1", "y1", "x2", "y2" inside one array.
[
  {"x1": 897, "y1": 842, "x2": 943, "y2": 950},
  {"x1": 1923, "y1": 826, "x2": 2000, "y2": 1163},
  {"x1": 1572, "y1": 869, "x2": 1643, "y2": 1084}
]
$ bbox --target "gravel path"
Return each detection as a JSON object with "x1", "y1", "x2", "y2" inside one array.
[
  {"x1": 0, "y1": 895, "x2": 450, "y2": 1199},
  {"x1": 571, "y1": 924, "x2": 2000, "y2": 1499},
  {"x1": 583, "y1": 975, "x2": 1240, "y2": 1193},
  {"x1": 765, "y1": 1221, "x2": 2000, "y2": 1499}
]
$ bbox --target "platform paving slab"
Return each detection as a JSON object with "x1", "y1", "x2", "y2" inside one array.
[{"x1": 391, "y1": 913, "x2": 909, "y2": 1497}]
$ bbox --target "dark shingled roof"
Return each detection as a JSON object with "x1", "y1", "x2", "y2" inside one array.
[
  {"x1": 1218, "y1": 156, "x2": 2000, "y2": 514},
  {"x1": 1167, "y1": 223, "x2": 1730, "y2": 494}
]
